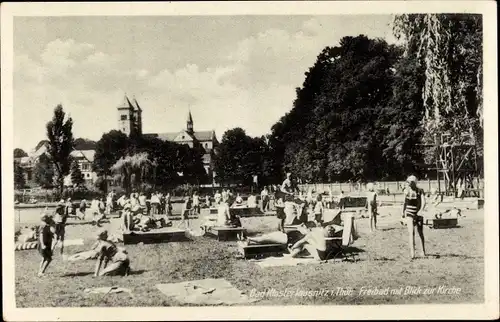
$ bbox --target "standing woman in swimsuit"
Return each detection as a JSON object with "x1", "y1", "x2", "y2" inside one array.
[
  {"x1": 275, "y1": 191, "x2": 286, "y2": 232},
  {"x1": 94, "y1": 229, "x2": 130, "y2": 276},
  {"x1": 402, "y1": 175, "x2": 427, "y2": 259},
  {"x1": 366, "y1": 182, "x2": 378, "y2": 232}
]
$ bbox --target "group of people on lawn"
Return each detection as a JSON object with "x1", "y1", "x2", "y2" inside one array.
[
  {"x1": 242, "y1": 173, "x2": 434, "y2": 261},
  {"x1": 37, "y1": 210, "x2": 129, "y2": 277},
  {"x1": 35, "y1": 172, "x2": 433, "y2": 277}
]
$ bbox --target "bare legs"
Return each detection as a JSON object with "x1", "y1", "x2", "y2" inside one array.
[
  {"x1": 38, "y1": 257, "x2": 52, "y2": 276},
  {"x1": 278, "y1": 218, "x2": 285, "y2": 232},
  {"x1": 369, "y1": 210, "x2": 377, "y2": 232},
  {"x1": 406, "y1": 217, "x2": 415, "y2": 259},
  {"x1": 287, "y1": 236, "x2": 322, "y2": 260},
  {"x1": 99, "y1": 261, "x2": 129, "y2": 276},
  {"x1": 123, "y1": 212, "x2": 133, "y2": 232},
  {"x1": 417, "y1": 222, "x2": 426, "y2": 257},
  {"x1": 246, "y1": 231, "x2": 288, "y2": 245},
  {"x1": 406, "y1": 216, "x2": 426, "y2": 259}
]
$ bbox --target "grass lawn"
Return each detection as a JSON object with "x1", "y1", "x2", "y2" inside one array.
[{"x1": 15, "y1": 207, "x2": 484, "y2": 307}]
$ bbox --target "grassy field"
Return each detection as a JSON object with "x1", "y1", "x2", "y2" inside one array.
[{"x1": 15, "y1": 206, "x2": 484, "y2": 307}]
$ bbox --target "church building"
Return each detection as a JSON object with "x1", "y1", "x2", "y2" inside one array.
[{"x1": 117, "y1": 95, "x2": 219, "y2": 177}]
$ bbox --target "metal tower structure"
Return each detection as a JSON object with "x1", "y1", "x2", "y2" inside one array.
[{"x1": 434, "y1": 132, "x2": 480, "y2": 197}]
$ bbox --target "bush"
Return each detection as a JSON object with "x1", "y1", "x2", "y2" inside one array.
[
  {"x1": 14, "y1": 188, "x2": 59, "y2": 204},
  {"x1": 14, "y1": 186, "x2": 104, "y2": 204}
]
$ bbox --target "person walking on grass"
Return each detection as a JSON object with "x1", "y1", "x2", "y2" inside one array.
[
  {"x1": 166, "y1": 192, "x2": 172, "y2": 216},
  {"x1": 192, "y1": 191, "x2": 200, "y2": 215},
  {"x1": 366, "y1": 182, "x2": 378, "y2": 232},
  {"x1": 52, "y1": 200, "x2": 68, "y2": 256},
  {"x1": 179, "y1": 196, "x2": 193, "y2": 229},
  {"x1": 275, "y1": 192, "x2": 286, "y2": 232},
  {"x1": 281, "y1": 172, "x2": 295, "y2": 200},
  {"x1": 38, "y1": 214, "x2": 54, "y2": 276},
  {"x1": 105, "y1": 192, "x2": 113, "y2": 216},
  {"x1": 402, "y1": 175, "x2": 427, "y2": 259},
  {"x1": 313, "y1": 194, "x2": 324, "y2": 227},
  {"x1": 150, "y1": 192, "x2": 160, "y2": 215},
  {"x1": 78, "y1": 199, "x2": 87, "y2": 220},
  {"x1": 260, "y1": 186, "x2": 269, "y2": 212}
]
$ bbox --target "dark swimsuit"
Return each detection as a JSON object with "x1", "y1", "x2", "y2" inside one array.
[{"x1": 38, "y1": 224, "x2": 53, "y2": 259}]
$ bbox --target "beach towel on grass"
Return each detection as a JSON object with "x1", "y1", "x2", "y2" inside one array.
[
  {"x1": 54, "y1": 239, "x2": 85, "y2": 247},
  {"x1": 156, "y1": 278, "x2": 259, "y2": 305},
  {"x1": 250, "y1": 256, "x2": 322, "y2": 268},
  {"x1": 84, "y1": 286, "x2": 134, "y2": 298}
]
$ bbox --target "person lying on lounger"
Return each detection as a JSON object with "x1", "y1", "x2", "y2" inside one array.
[
  {"x1": 238, "y1": 221, "x2": 317, "y2": 247},
  {"x1": 244, "y1": 231, "x2": 289, "y2": 245},
  {"x1": 285, "y1": 225, "x2": 338, "y2": 261}
]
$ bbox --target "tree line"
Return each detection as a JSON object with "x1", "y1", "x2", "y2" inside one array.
[
  {"x1": 214, "y1": 14, "x2": 483, "y2": 186},
  {"x1": 92, "y1": 130, "x2": 208, "y2": 193}
]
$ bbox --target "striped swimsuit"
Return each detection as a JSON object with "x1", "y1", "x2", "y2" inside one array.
[{"x1": 404, "y1": 188, "x2": 424, "y2": 225}]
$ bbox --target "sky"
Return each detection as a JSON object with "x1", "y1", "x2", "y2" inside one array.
[{"x1": 13, "y1": 15, "x2": 397, "y2": 152}]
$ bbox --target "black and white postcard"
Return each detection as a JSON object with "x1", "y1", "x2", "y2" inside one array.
[{"x1": 2, "y1": 1, "x2": 498, "y2": 321}]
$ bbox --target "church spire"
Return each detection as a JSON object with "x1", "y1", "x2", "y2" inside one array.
[{"x1": 187, "y1": 109, "x2": 194, "y2": 134}]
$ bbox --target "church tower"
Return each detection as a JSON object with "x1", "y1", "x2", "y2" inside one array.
[
  {"x1": 187, "y1": 110, "x2": 194, "y2": 135},
  {"x1": 117, "y1": 95, "x2": 134, "y2": 136},
  {"x1": 132, "y1": 96, "x2": 143, "y2": 136}
]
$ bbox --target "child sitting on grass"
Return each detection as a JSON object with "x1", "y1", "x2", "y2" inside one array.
[{"x1": 93, "y1": 229, "x2": 130, "y2": 277}]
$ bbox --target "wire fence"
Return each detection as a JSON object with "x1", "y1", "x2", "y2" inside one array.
[{"x1": 297, "y1": 179, "x2": 484, "y2": 196}]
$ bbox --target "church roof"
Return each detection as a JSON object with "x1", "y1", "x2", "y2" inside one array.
[
  {"x1": 193, "y1": 130, "x2": 215, "y2": 142},
  {"x1": 132, "y1": 97, "x2": 142, "y2": 111},
  {"x1": 34, "y1": 140, "x2": 49, "y2": 152},
  {"x1": 70, "y1": 149, "x2": 95, "y2": 162},
  {"x1": 118, "y1": 95, "x2": 134, "y2": 109},
  {"x1": 144, "y1": 130, "x2": 216, "y2": 143},
  {"x1": 187, "y1": 110, "x2": 193, "y2": 124}
]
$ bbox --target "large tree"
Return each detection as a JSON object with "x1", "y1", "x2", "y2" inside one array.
[
  {"x1": 46, "y1": 105, "x2": 75, "y2": 193},
  {"x1": 74, "y1": 138, "x2": 97, "y2": 150},
  {"x1": 14, "y1": 148, "x2": 28, "y2": 158},
  {"x1": 93, "y1": 130, "x2": 131, "y2": 192},
  {"x1": 14, "y1": 162, "x2": 26, "y2": 189},
  {"x1": 392, "y1": 14, "x2": 483, "y2": 144},
  {"x1": 214, "y1": 128, "x2": 266, "y2": 186},
  {"x1": 177, "y1": 143, "x2": 208, "y2": 185},
  {"x1": 70, "y1": 161, "x2": 85, "y2": 187},
  {"x1": 379, "y1": 46, "x2": 426, "y2": 179},
  {"x1": 270, "y1": 35, "x2": 399, "y2": 182},
  {"x1": 111, "y1": 152, "x2": 156, "y2": 193},
  {"x1": 34, "y1": 153, "x2": 54, "y2": 188},
  {"x1": 135, "y1": 136, "x2": 182, "y2": 188}
]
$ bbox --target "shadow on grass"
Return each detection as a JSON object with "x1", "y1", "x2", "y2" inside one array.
[
  {"x1": 429, "y1": 225, "x2": 463, "y2": 230},
  {"x1": 128, "y1": 269, "x2": 147, "y2": 275},
  {"x1": 373, "y1": 257, "x2": 397, "y2": 261},
  {"x1": 379, "y1": 228, "x2": 396, "y2": 232},
  {"x1": 61, "y1": 271, "x2": 94, "y2": 277},
  {"x1": 61, "y1": 269, "x2": 147, "y2": 277},
  {"x1": 66, "y1": 221, "x2": 93, "y2": 226},
  {"x1": 426, "y1": 253, "x2": 481, "y2": 259},
  {"x1": 344, "y1": 246, "x2": 365, "y2": 253}
]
